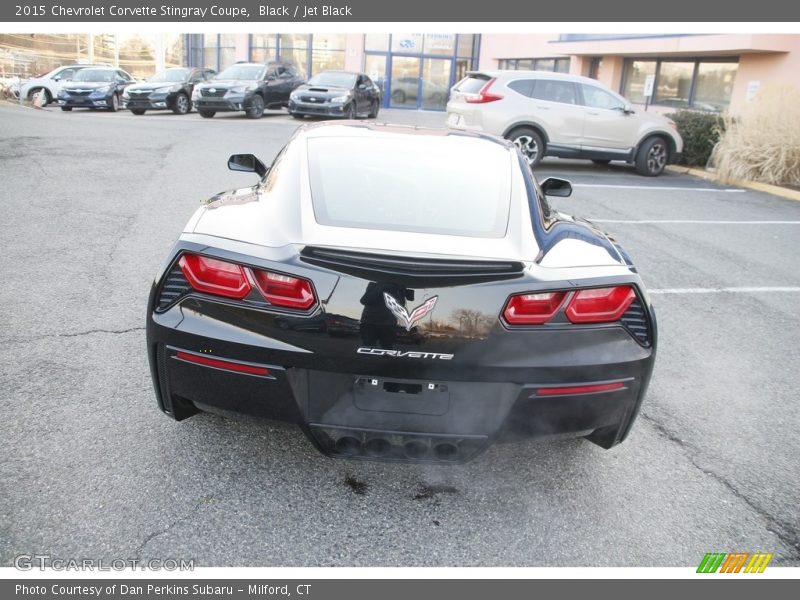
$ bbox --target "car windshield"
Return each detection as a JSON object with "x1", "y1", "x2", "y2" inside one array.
[
  {"x1": 74, "y1": 69, "x2": 116, "y2": 82},
  {"x1": 307, "y1": 135, "x2": 512, "y2": 238},
  {"x1": 307, "y1": 72, "x2": 356, "y2": 88},
  {"x1": 148, "y1": 68, "x2": 190, "y2": 83},
  {"x1": 215, "y1": 65, "x2": 265, "y2": 80}
]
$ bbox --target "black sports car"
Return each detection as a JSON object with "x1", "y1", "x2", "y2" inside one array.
[
  {"x1": 57, "y1": 67, "x2": 135, "y2": 111},
  {"x1": 123, "y1": 67, "x2": 216, "y2": 115},
  {"x1": 288, "y1": 71, "x2": 381, "y2": 119},
  {"x1": 192, "y1": 61, "x2": 305, "y2": 119},
  {"x1": 146, "y1": 122, "x2": 657, "y2": 463}
]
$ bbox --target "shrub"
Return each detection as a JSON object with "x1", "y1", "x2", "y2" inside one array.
[
  {"x1": 666, "y1": 110, "x2": 724, "y2": 167},
  {"x1": 715, "y1": 85, "x2": 800, "y2": 186}
]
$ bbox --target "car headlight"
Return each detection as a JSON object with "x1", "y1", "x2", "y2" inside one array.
[
  {"x1": 329, "y1": 95, "x2": 350, "y2": 104},
  {"x1": 92, "y1": 85, "x2": 113, "y2": 94},
  {"x1": 230, "y1": 85, "x2": 255, "y2": 94},
  {"x1": 191, "y1": 88, "x2": 200, "y2": 100},
  {"x1": 290, "y1": 91, "x2": 300, "y2": 100}
]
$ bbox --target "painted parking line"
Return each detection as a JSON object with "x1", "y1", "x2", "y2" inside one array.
[
  {"x1": 573, "y1": 184, "x2": 745, "y2": 192},
  {"x1": 650, "y1": 286, "x2": 800, "y2": 294},
  {"x1": 592, "y1": 219, "x2": 800, "y2": 224}
]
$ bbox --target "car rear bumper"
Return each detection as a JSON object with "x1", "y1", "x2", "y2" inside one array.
[{"x1": 147, "y1": 313, "x2": 654, "y2": 463}]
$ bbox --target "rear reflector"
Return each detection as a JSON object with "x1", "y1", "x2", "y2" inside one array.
[
  {"x1": 179, "y1": 254, "x2": 251, "y2": 300},
  {"x1": 565, "y1": 286, "x2": 636, "y2": 324},
  {"x1": 536, "y1": 382, "x2": 626, "y2": 396},
  {"x1": 503, "y1": 291, "x2": 566, "y2": 325},
  {"x1": 464, "y1": 77, "x2": 504, "y2": 104},
  {"x1": 174, "y1": 351, "x2": 271, "y2": 377},
  {"x1": 251, "y1": 269, "x2": 316, "y2": 310}
]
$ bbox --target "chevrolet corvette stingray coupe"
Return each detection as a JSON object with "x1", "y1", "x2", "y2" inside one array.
[{"x1": 146, "y1": 122, "x2": 657, "y2": 463}]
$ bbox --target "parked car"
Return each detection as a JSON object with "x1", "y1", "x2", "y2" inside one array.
[
  {"x1": 192, "y1": 61, "x2": 305, "y2": 119},
  {"x1": 446, "y1": 70, "x2": 684, "y2": 176},
  {"x1": 390, "y1": 76, "x2": 449, "y2": 105},
  {"x1": 146, "y1": 122, "x2": 657, "y2": 463},
  {"x1": 19, "y1": 64, "x2": 102, "y2": 106},
  {"x1": 57, "y1": 67, "x2": 135, "y2": 112},
  {"x1": 288, "y1": 71, "x2": 381, "y2": 119},
  {"x1": 122, "y1": 67, "x2": 216, "y2": 115}
]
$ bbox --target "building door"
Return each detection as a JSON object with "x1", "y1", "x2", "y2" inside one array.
[
  {"x1": 421, "y1": 58, "x2": 451, "y2": 110},
  {"x1": 389, "y1": 56, "x2": 421, "y2": 108}
]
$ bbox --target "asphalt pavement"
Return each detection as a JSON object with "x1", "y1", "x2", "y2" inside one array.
[{"x1": 1, "y1": 102, "x2": 798, "y2": 567}]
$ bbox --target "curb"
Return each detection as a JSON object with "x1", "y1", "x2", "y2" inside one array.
[{"x1": 666, "y1": 165, "x2": 800, "y2": 202}]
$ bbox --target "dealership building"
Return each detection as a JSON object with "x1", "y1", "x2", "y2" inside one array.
[{"x1": 2, "y1": 32, "x2": 799, "y2": 113}]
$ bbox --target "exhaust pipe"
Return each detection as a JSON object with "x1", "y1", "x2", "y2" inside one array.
[
  {"x1": 432, "y1": 442, "x2": 459, "y2": 461},
  {"x1": 364, "y1": 437, "x2": 391, "y2": 457},
  {"x1": 403, "y1": 439, "x2": 429, "y2": 459},
  {"x1": 334, "y1": 436, "x2": 363, "y2": 456}
]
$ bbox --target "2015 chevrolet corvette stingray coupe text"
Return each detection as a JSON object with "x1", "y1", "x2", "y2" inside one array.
[{"x1": 146, "y1": 122, "x2": 657, "y2": 463}]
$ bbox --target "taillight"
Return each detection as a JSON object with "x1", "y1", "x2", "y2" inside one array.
[
  {"x1": 178, "y1": 253, "x2": 317, "y2": 311},
  {"x1": 503, "y1": 291, "x2": 566, "y2": 325},
  {"x1": 464, "y1": 78, "x2": 504, "y2": 104},
  {"x1": 251, "y1": 269, "x2": 316, "y2": 310},
  {"x1": 178, "y1": 254, "x2": 251, "y2": 299},
  {"x1": 565, "y1": 286, "x2": 635, "y2": 324}
]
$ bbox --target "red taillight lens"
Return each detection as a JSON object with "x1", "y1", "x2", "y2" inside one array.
[
  {"x1": 179, "y1": 254, "x2": 251, "y2": 299},
  {"x1": 465, "y1": 78, "x2": 504, "y2": 103},
  {"x1": 536, "y1": 382, "x2": 626, "y2": 396},
  {"x1": 503, "y1": 291, "x2": 567, "y2": 325},
  {"x1": 565, "y1": 286, "x2": 635, "y2": 324},
  {"x1": 175, "y1": 351, "x2": 271, "y2": 377},
  {"x1": 251, "y1": 269, "x2": 316, "y2": 310}
]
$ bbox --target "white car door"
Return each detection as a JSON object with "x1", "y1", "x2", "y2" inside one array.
[
  {"x1": 527, "y1": 79, "x2": 585, "y2": 148},
  {"x1": 579, "y1": 84, "x2": 640, "y2": 152}
]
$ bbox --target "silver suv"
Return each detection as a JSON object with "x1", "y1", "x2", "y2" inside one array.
[{"x1": 447, "y1": 71, "x2": 683, "y2": 176}]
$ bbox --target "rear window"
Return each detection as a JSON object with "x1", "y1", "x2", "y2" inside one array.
[
  {"x1": 307, "y1": 135, "x2": 512, "y2": 238},
  {"x1": 454, "y1": 75, "x2": 490, "y2": 94}
]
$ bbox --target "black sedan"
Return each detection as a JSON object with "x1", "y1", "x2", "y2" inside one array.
[
  {"x1": 57, "y1": 67, "x2": 135, "y2": 112},
  {"x1": 288, "y1": 71, "x2": 381, "y2": 119},
  {"x1": 146, "y1": 123, "x2": 656, "y2": 463},
  {"x1": 122, "y1": 67, "x2": 216, "y2": 115}
]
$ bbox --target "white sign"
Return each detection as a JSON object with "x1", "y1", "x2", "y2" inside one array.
[
  {"x1": 746, "y1": 80, "x2": 761, "y2": 102},
  {"x1": 643, "y1": 74, "x2": 656, "y2": 98}
]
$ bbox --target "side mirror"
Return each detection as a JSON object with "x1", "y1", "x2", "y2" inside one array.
[
  {"x1": 53, "y1": 76, "x2": 61, "y2": 82},
  {"x1": 228, "y1": 154, "x2": 268, "y2": 178},
  {"x1": 540, "y1": 177, "x2": 572, "y2": 197}
]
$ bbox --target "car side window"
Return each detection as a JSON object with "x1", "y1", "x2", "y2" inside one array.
[
  {"x1": 116, "y1": 70, "x2": 132, "y2": 82},
  {"x1": 531, "y1": 80, "x2": 577, "y2": 105},
  {"x1": 581, "y1": 85, "x2": 625, "y2": 110},
  {"x1": 58, "y1": 68, "x2": 76, "y2": 80},
  {"x1": 507, "y1": 79, "x2": 535, "y2": 98}
]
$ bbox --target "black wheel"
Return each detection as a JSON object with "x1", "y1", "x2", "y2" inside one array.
[
  {"x1": 507, "y1": 127, "x2": 544, "y2": 168},
  {"x1": 291, "y1": 113, "x2": 304, "y2": 119},
  {"x1": 592, "y1": 159, "x2": 611, "y2": 165},
  {"x1": 60, "y1": 106, "x2": 72, "y2": 112},
  {"x1": 108, "y1": 93, "x2": 119, "y2": 112},
  {"x1": 246, "y1": 95, "x2": 264, "y2": 119},
  {"x1": 172, "y1": 92, "x2": 190, "y2": 115},
  {"x1": 391, "y1": 89, "x2": 406, "y2": 104},
  {"x1": 635, "y1": 136, "x2": 668, "y2": 176},
  {"x1": 130, "y1": 109, "x2": 146, "y2": 115},
  {"x1": 198, "y1": 109, "x2": 216, "y2": 118},
  {"x1": 368, "y1": 99, "x2": 379, "y2": 118},
  {"x1": 344, "y1": 103, "x2": 356, "y2": 120}
]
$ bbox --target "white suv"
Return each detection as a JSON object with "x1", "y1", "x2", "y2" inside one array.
[
  {"x1": 19, "y1": 64, "x2": 102, "y2": 107},
  {"x1": 447, "y1": 70, "x2": 683, "y2": 176}
]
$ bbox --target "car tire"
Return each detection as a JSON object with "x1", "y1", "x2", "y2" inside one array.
[
  {"x1": 368, "y1": 100, "x2": 379, "y2": 118},
  {"x1": 508, "y1": 127, "x2": 544, "y2": 168},
  {"x1": 291, "y1": 113, "x2": 304, "y2": 119},
  {"x1": 172, "y1": 93, "x2": 190, "y2": 115},
  {"x1": 246, "y1": 95, "x2": 265, "y2": 119},
  {"x1": 391, "y1": 89, "x2": 406, "y2": 104},
  {"x1": 592, "y1": 159, "x2": 611, "y2": 165},
  {"x1": 60, "y1": 106, "x2": 72, "y2": 112},
  {"x1": 635, "y1": 136, "x2": 668, "y2": 176},
  {"x1": 109, "y1": 94, "x2": 119, "y2": 112},
  {"x1": 130, "y1": 109, "x2": 146, "y2": 115},
  {"x1": 198, "y1": 109, "x2": 216, "y2": 118}
]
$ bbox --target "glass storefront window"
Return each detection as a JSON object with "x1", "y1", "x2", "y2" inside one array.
[
  {"x1": 250, "y1": 33, "x2": 277, "y2": 62},
  {"x1": 534, "y1": 58, "x2": 555, "y2": 71},
  {"x1": 390, "y1": 56, "x2": 420, "y2": 107},
  {"x1": 164, "y1": 33, "x2": 185, "y2": 69},
  {"x1": 497, "y1": 57, "x2": 569, "y2": 72},
  {"x1": 622, "y1": 60, "x2": 656, "y2": 103},
  {"x1": 456, "y1": 34, "x2": 474, "y2": 58},
  {"x1": 364, "y1": 54, "x2": 387, "y2": 94},
  {"x1": 365, "y1": 34, "x2": 390, "y2": 52},
  {"x1": 554, "y1": 58, "x2": 570, "y2": 73},
  {"x1": 693, "y1": 62, "x2": 737, "y2": 111},
  {"x1": 655, "y1": 61, "x2": 694, "y2": 108},
  {"x1": 218, "y1": 34, "x2": 237, "y2": 71},
  {"x1": 391, "y1": 33, "x2": 424, "y2": 54},
  {"x1": 310, "y1": 33, "x2": 344, "y2": 75},
  {"x1": 421, "y1": 57, "x2": 451, "y2": 110},
  {"x1": 203, "y1": 34, "x2": 218, "y2": 71},
  {"x1": 423, "y1": 34, "x2": 455, "y2": 56}
]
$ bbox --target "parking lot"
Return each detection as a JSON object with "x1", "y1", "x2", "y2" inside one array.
[{"x1": 1, "y1": 101, "x2": 798, "y2": 567}]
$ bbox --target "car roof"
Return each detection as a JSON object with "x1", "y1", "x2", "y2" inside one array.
[{"x1": 471, "y1": 70, "x2": 602, "y2": 85}]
